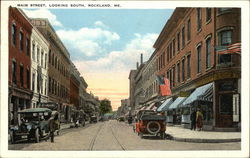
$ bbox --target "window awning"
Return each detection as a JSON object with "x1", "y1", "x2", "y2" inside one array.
[
  {"x1": 157, "y1": 98, "x2": 173, "y2": 112},
  {"x1": 169, "y1": 97, "x2": 187, "y2": 110},
  {"x1": 181, "y1": 82, "x2": 213, "y2": 107},
  {"x1": 145, "y1": 102, "x2": 156, "y2": 110}
]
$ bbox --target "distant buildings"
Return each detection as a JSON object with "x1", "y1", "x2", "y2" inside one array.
[{"x1": 8, "y1": 7, "x2": 100, "y2": 126}]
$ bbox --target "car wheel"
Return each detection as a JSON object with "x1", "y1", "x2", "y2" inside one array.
[
  {"x1": 146, "y1": 121, "x2": 161, "y2": 135},
  {"x1": 10, "y1": 131, "x2": 15, "y2": 144},
  {"x1": 35, "y1": 129, "x2": 40, "y2": 143}
]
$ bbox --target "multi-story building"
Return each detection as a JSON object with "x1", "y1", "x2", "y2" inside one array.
[
  {"x1": 70, "y1": 62, "x2": 80, "y2": 109},
  {"x1": 141, "y1": 50, "x2": 159, "y2": 107},
  {"x1": 154, "y1": 8, "x2": 241, "y2": 129},
  {"x1": 128, "y1": 69, "x2": 136, "y2": 113},
  {"x1": 79, "y1": 76, "x2": 88, "y2": 111},
  {"x1": 29, "y1": 18, "x2": 72, "y2": 121},
  {"x1": 8, "y1": 7, "x2": 33, "y2": 125},
  {"x1": 30, "y1": 24, "x2": 49, "y2": 108}
]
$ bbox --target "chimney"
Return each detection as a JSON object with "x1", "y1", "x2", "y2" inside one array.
[
  {"x1": 136, "y1": 62, "x2": 139, "y2": 69},
  {"x1": 140, "y1": 53, "x2": 143, "y2": 65}
]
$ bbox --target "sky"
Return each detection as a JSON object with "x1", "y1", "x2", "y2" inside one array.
[{"x1": 23, "y1": 8, "x2": 174, "y2": 110}]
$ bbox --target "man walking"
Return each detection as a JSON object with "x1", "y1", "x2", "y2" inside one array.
[
  {"x1": 48, "y1": 114, "x2": 58, "y2": 142},
  {"x1": 190, "y1": 109, "x2": 196, "y2": 130}
]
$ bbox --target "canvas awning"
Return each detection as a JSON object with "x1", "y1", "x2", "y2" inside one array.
[
  {"x1": 168, "y1": 97, "x2": 187, "y2": 110},
  {"x1": 157, "y1": 98, "x2": 173, "y2": 112},
  {"x1": 181, "y1": 82, "x2": 213, "y2": 107},
  {"x1": 145, "y1": 102, "x2": 156, "y2": 110}
]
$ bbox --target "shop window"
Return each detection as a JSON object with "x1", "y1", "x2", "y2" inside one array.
[
  {"x1": 206, "y1": 37, "x2": 211, "y2": 68},
  {"x1": 19, "y1": 65, "x2": 23, "y2": 87},
  {"x1": 12, "y1": 24, "x2": 16, "y2": 46},
  {"x1": 206, "y1": 8, "x2": 212, "y2": 22},
  {"x1": 197, "y1": 8, "x2": 202, "y2": 31},
  {"x1": 19, "y1": 31, "x2": 23, "y2": 51},
  {"x1": 187, "y1": 19, "x2": 191, "y2": 41},
  {"x1": 12, "y1": 60, "x2": 17, "y2": 84},
  {"x1": 197, "y1": 45, "x2": 202, "y2": 73},
  {"x1": 219, "y1": 94, "x2": 233, "y2": 114},
  {"x1": 26, "y1": 38, "x2": 30, "y2": 56}
]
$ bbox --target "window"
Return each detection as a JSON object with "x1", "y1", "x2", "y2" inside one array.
[
  {"x1": 163, "y1": 52, "x2": 165, "y2": 66},
  {"x1": 55, "y1": 56, "x2": 57, "y2": 69},
  {"x1": 187, "y1": 19, "x2": 191, "y2": 41},
  {"x1": 26, "y1": 69, "x2": 30, "y2": 89},
  {"x1": 44, "y1": 79, "x2": 47, "y2": 95},
  {"x1": 37, "y1": 73, "x2": 40, "y2": 93},
  {"x1": 52, "y1": 54, "x2": 54, "y2": 66},
  {"x1": 41, "y1": 51, "x2": 44, "y2": 68},
  {"x1": 170, "y1": 43, "x2": 172, "y2": 59},
  {"x1": 173, "y1": 66, "x2": 175, "y2": 87},
  {"x1": 219, "y1": 94, "x2": 233, "y2": 114},
  {"x1": 206, "y1": 8, "x2": 212, "y2": 22},
  {"x1": 197, "y1": 45, "x2": 202, "y2": 73},
  {"x1": 45, "y1": 54, "x2": 47, "y2": 69},
  {"x1": 49, "y1": 50, "x2": 51, "y2": 63},
  {"x1": 182, "y1": 58, "x2": 185, "y2": 82},
  {"x1": 177, "y1": 63, "x2": 180, "y2": 83},
  {"x1": 170, "y1": 69, "x2": 172, "y2": 89},
  {"x1": 12, "y1": 60, "x2": 17, "y2": 84},
  {"x1": 197, "y1": 8, "x2": 202, "y2": 31},
  {"x1": 12, "y1": 24, "x2": 16, "y2": 45},
  {"x1": 32, "y1": 43, "x2": 35, "y2": 61},
  {"x1": 20, "y1": 65, "x2": 24, "y2": 87},
  {"x1": 177, "y1": 32, "x2": 180, "y2": 51},
  {"x1": 219, "y1": 30, "x2": 232, "y2": 46},
  {"x1": 167, "y1": 46, "x2": 170, "y2": 62},
  {"x1": 173, "y1": 39, "x2": 175, "y2": 56},
  {"x1": 37, "y1": 48, "x2": 40, "y2": 64},
  {"x1": 19, "y1": 31, "x2": 24, "y2": 51},
  {"x1": 49, "y1": 77, "x2": 51, "y2": 92},
  {"x1": 187, "y1": 54, "x2": 191, "y2": 79},
  {"x1": 41, "y1": 77, "x2": 43, "y2": 94},
  {"x1": 182, "y1": 27, "x2": 185, "y2": 48},
  {"x1": 32, "y1": 73, "x2": 35, "y2": 91},
  {"x1": 206, "y1": 37, "x2": 211, "y2": 68},
  {"x1": 26, "y1": 38, "x2": 30, "y2": 56}
]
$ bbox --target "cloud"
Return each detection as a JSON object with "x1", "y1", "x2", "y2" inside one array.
[
  {"x1": 56, "y1": 27, "x2": 120, "y2": 57},
  {"x1": 74, "y1": 33, "x2": 158, "y2": 74},
  {"x1": 94, "y1": 21, "x2": 108, "y2": 29},
  {"x1": 23, "y1": 8, "x2": 63, "y2": 27}
]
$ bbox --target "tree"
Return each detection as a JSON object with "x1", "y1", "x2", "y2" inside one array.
[{"x1": 99, "y1": 98, "x2": 112, "y2": 115}]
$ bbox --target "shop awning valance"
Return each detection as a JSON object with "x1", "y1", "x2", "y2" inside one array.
[
  {"x1": 157, "y1": 98, "x2": 173, "y2": 112},
  {"x1": 169, "y1": 97, "x2": 187, "y2": 110},
  {"x1": 181, "y1": 82, "x2": 213, "y2": 107}
]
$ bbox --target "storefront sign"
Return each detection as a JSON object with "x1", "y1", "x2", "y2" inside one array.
[
  {"x1": 233, "y1": 94, "x2": 240, "y2": 122},
  {"x1": 219, "y1": 81, "x2": 235, "y2": 91}
]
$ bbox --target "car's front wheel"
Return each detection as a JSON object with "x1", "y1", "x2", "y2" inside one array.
[{"x1": 35, "y1": 129, "x2": 40, "y2": 143}]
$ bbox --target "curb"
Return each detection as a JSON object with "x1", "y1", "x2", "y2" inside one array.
[{"x1": 170, "y1": 136, "x2": 241, "y2": 143}]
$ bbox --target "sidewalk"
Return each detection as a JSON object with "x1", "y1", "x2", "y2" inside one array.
[{"x1": 165, "y1": 126, "x2": 241, "y2": 143}]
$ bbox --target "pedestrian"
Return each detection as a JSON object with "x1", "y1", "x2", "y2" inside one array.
[
  {"x1": 48, "y1": 114, "x2": 58, "y2": 142},
  {"x1": 196, "y1": 108, "x2": 203, "y2": 131},
  {"x1": 190, "y1": 109, "x2": 196, "y2": 130}
]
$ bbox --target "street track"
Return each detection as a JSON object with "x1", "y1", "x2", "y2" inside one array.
[
  {"x1": 109, "y1": 123, "x2": 126, "y2": 150},
  {"x1": 88, "y1": 122, "x2": 104, "y2": 150}
]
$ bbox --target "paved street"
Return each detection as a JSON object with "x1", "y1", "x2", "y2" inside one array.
[{"x1": 9, "y1": 120, "x2": 240, "y2": 151}]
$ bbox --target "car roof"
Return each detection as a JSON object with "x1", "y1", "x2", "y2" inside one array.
[{"x1": 18, "y1": 108, "x2": 52, "y2": 113}]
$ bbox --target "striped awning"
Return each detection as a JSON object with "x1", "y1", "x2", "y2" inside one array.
[
  {"x1": 169, "y1": 97, "x2": 187, "y2": 110},
  {"x1": 157, "y1": 98, "x2": 173, "y2": 112}
]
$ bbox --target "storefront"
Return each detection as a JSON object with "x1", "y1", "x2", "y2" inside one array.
[{"x1": 168, "y1": 97, "x2": 187, "y2": 124}]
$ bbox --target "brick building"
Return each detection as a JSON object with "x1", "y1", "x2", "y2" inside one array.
[
  {"x1": 8, "y1": 7, "x2": 33, "y2": 125},
  {"x1": 154, "y1": 8, "x2": 241, "y2": 129},
  {"x1": 29, "y1": 18, "x2": 72, "y2": 121}
]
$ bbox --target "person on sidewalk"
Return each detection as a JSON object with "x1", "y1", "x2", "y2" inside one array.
[
  {"x1": 190, "y1": 109, "x2": 197, "y2": 130},
  {"x1": 48, "y1": 114, "x2": 58, "y2": 142},
  {"x1": 196, "y1": 108, "x2": 203, "y2": 131}
]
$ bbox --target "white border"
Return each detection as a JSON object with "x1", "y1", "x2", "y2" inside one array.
[{"x1": 1, "y1": 1, "x2": 249, "y2": 158}]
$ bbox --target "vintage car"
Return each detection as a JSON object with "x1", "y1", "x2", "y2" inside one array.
[
  {"x1": 9, "y1": 108, "x2": 52, "y2": 144},
  {"x1": 90, "y1": 115, "x2": 98, "y2": 123},
  {"x1": 135, "y1": 110, "x2": 166, "y2": 139}
]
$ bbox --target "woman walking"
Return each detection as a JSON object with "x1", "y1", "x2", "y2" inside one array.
[{"x1": 196, "y1": 109, "x2": 203, "y2": 131}]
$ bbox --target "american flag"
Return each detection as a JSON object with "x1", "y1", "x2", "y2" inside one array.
[{"x1": 217, "y1": 42, "x2": 241, "y2": 54}]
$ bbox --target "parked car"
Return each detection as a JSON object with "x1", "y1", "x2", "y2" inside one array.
[
  {"x1": 135, "y1": 110, "x2": 166, "y2": 139},
  {"x1": 9, "y1": 108, "x2": 52, "y2": 144},
  {"x1": 90, "y1": 115, "x2": 97, "y2": 123}
]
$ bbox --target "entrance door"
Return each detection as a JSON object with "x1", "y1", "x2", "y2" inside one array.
[{"x1": 217, "y1": 94, "x2": 233, "y2": 127}]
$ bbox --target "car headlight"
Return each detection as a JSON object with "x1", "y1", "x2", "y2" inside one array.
[{"x1": 27, "y1": 125, "x2": 32, "y2": 131}]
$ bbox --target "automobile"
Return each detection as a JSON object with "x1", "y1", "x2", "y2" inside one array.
[
  {"x1": 118, "y1": 116, "x2": 125, "y2": 122},
  {"x1": 9, "y1": 108, "x2": 52, "y2": 144},
  {"x1": 90, "y1": 115, "x2": 97, "y2": 123},
  {"x1": 135, "y1": 110, "x2": 166, "y2": 139}
]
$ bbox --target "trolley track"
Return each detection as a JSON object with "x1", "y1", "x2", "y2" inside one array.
[
  {"x1": 109, "y1": 124, "x2": 126, "y2": 150},
  {"x1": 88, "y1": 123, "x2": 104, "y2": 150}
]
